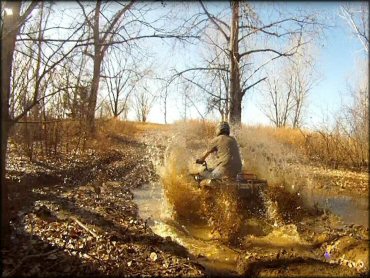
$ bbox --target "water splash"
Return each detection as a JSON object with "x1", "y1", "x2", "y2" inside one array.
[{"x1": 259, "y1": 190, "x2": 284, "y2": 227}]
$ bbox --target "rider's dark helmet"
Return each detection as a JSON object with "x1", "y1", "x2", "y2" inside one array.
[{"x1": 216, "y1": 121, "x2": 230, "y2": 136}]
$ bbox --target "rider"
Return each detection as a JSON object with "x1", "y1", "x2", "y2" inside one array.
[{"x1": 196, "y1": 121, "x2": 242, "y2": 180}]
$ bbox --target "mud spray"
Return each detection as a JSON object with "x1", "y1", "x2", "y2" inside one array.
[
  {"x1": 133, "y1": 126, "x2": 368, "y2": 276},
  {"x1": 135, "y1": 132, "x2": 302, "y2": 274}
]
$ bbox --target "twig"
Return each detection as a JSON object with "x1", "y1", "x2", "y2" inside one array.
[
  {"x1": 70, "y1": 216, "x2": 98, "y2": 238},
  {"x1": 3, "y1": 249, "x2": 58, "y2": 277}
]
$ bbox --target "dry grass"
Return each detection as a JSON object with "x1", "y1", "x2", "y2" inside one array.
[
  {"x1": 10, "y1": 118, "x2": 143, "y2": 159},
  {"x1": 173, "y1": 119, "x2": 216, "y2": 140},
  {"x1": 244, "y1": 125, "x2": 369, "y2": 170},
  {"x1": 10, "y1": 120, "x2": 92, "y2": 159},
  {"x1": 235, "y1": 124, "x2": 368, "y2": 197},
  {"x1": 97, "y1": 118, "x2": 140, "y2": 135}
]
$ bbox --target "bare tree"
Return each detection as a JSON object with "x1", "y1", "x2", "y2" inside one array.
[
  {"x1": 336, "y1": 62, "x2": 368, "y2": 167},
  {"x1": 260, "y1": 38, "x2": 318, "y2": 128},
  {"x1": 155, "y1": 78, "x2": 171, "y2": 124},
  {"x1": 161, "y1": 83, "x2": 169, "y2": 124},
  {"x1": 134, "y1": 87, "x2": 155, "y2": 123},
  {"x1": 337, "y1": 3, "x2": 368, "y2": 167},
  {"x1": 1, "y1": 1, "x2": 87, "y2": 243},
  {"x1": 77, "y1": 1, "x2": 135, "y2": 131},
  {"x1": 1, "y1": 0, "x2": 39, "y2": 246},
  {"x1": 102, "y1": 49, "x2": 140, "y2": 119},
  {"x1": 340, "y1": 2, "x2": 369, "y2": 53},
  {"x1": 77, "y1": 1, "x2": 200, "y2": 131},
  {"x1": 289, "y1": 58, "x2": 317, "y2": 128},
  {"x1": 56, "y1": 45, "x2": 92, "y2": 119},
  {"x1": 174, "y1": 1, "x2": 323, "y2": 124},
  {"x1": 261, "y1": 74, "x2": 293, "y2": 127}
]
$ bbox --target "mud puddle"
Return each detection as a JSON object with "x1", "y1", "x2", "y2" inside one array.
[
  {"x1": 300, "y1": 187, "x2": 368, "y2": 228},
  {"x1": 133, "y1": 182, "x2": 368, "y2": 276},
  {"x1": 132, "y1": 182, "x2": 241, "y2": 275}
]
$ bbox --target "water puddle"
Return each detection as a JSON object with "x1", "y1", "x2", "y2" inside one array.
[{"x1": 300, "y1": 187, "x2": 368, "y2": 228}]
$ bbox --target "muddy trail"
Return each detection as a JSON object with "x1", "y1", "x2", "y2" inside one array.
[
  {"x1": 3, "y1": 127, "x2": 369, "y2": 277},
  {"x1": 133, "y1": 127, "x2": 369, "y2": 277},
  {"x1": 3, "y1": 133, "x2": 204, "y2": 277}
]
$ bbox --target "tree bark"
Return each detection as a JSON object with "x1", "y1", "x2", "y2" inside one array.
[
  {"x1": 1, "y1": 1, "x2": 22, "y2": 248},
  {"x1": 87, "y1": 53, "x2": 103, "y2": 132},
  {"x1": 1, "y1": 1, "x2": 38, "y2": 247},
  {"x1": 228, "y1": 1, "x2": 242, "y2": 124},
  {"x1": 87, "y1": 1, "x2": 102, "y2": 133}
]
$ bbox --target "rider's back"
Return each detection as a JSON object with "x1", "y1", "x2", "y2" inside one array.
[{"x1": 210, "y1": 135, "x2": 242, "y2": 178}]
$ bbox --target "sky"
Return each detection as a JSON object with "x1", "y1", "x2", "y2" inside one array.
[{"x1": 123, "y1": 1, "x2": 368, "y2": 130}]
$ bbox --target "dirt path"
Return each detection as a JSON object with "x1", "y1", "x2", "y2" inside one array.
[{"x1": 3, "y1": 132, "x2": 204, "y2": 277}]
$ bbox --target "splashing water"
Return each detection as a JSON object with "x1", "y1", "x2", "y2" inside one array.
[
  {"x1": 259, "y1": 190, "x2": 284, "y2": 227},
  {"x1": 133, "y1": 127, "x2": 331, "y2": 275},
  {"x1": 159, "y1": 138, "x2": 204, "y2": 222},
  {"x1": 132, "y1": 123, "x2": 369, "y2": 276},
  {"x1": 245, "y1": 223, "x2": 309, "y2": 248}
]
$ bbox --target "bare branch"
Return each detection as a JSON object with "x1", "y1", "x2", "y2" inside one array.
[
  {"x1": 199, "y1": 0, "x2": 229, "y2": 41},
  {"x1": 241, "y1": 77, "x2": 267, "y2": 96}
]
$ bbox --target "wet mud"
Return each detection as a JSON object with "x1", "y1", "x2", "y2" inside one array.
[{"x1": 133, "y1": 130, "x2": 369, "y2": 277}]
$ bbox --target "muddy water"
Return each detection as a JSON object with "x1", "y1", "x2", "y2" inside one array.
[
  {"x1": 132, "y1": 182, "x2": 241, "y2": 275},
  {"x1": 133, "y1": 181, "x2": 369, "y2": 275},
  {"x1": 300, "y1": 187, "x2": 368, "y2": 228}
]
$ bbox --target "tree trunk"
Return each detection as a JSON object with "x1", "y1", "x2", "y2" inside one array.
[
  {"x1": 87, "y1": 55, "x2": 101, "y2": 131},
  {"x1": 228, "y1": 1, "x2": 242, "y2": 124},
  {"x1": 1, "y1": 1, "x2": 22, "y2": 248},
  {"x1": 87, "y1": 1, "x2": 102, "y2": 133},
  {"x1": 163, "y1": 89, "x2": 168, "y2": 124},
  {"x1": 1, "y1": 120, "x2": 10, "y2": 249}
]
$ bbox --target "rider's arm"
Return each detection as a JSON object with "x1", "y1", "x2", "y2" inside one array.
[
  {"x1": 199, "y1": 148, "x2": 214, "y2": 162},
  {"x1": 197, "y1": 137, "x2": 218, "y2": 162}
]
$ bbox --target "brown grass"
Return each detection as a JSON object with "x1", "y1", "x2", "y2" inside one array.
[
  {"x1": 241, "y1": 125, "x2": 368, "y2": 170},
  {"x1": 9, "y1": 118, "x2": 144, "y2": 159}
]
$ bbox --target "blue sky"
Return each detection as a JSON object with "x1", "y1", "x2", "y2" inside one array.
[
  {"x1": 306, "y1": 1, "x2": 367, "y2": 129},
  {"x1": 128, "y1": 1, "x2": 367, "y2": 129}
]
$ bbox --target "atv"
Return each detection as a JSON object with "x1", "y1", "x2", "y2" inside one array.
[
  {"x1": 191, "y1": 159, "x2": 268, "y2": 202},
  {"x1": 190, "y1": 160, "x2": 269, "y2": 241}
]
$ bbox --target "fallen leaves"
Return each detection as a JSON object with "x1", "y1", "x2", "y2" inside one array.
[{"x1": 4, "y1": 138, "x2": 204, "y2": 277}]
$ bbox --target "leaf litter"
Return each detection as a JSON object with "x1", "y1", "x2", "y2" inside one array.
[{"x1": 3, "y1": 133, "x2": 204, "y2": 277}]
